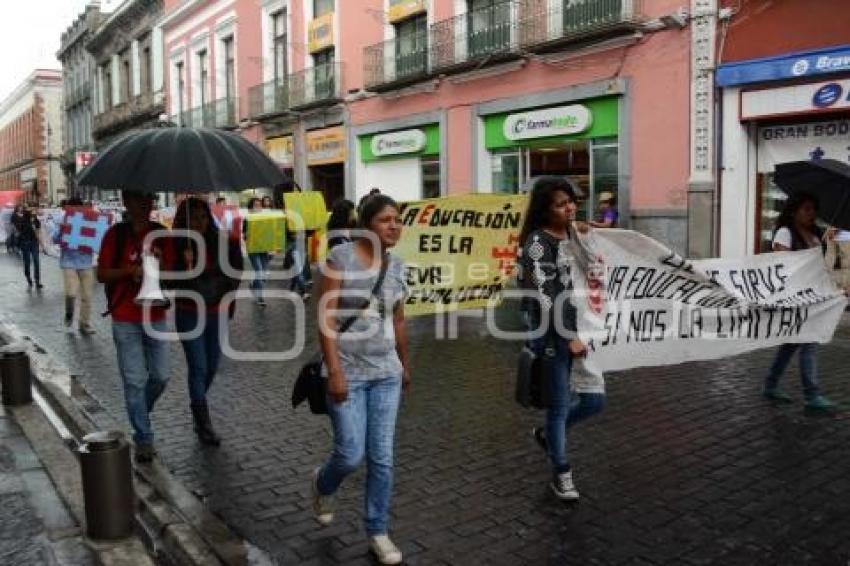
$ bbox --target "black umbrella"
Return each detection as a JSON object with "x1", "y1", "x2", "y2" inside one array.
[
  {"x1": 77, "y1": 127, "x2": 288, "y2": 193},
  {"x1": 774, "y1": 159, "x2": 850, "y2": 229}
]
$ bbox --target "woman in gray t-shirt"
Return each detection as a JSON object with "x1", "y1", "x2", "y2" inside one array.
[{"x1": 311, "y1": 194, "x2": 410, "y2": 565}]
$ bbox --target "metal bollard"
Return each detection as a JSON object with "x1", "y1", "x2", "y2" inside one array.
[
  {"x1": 79, "y1": 431, "x2": 134, "y2": 540},
  {"x1": 0, "y1": 350, "x2": 32, "y2": 406}
]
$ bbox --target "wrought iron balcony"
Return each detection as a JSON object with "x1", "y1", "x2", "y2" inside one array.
[
  {"x1": 92, "y1": 90, "x2": 164, "y2": 136},
  {"x1": 364, "y1": 0, "x2": 643, "y2": 91},
  {"x1": 288, "y1": 62, "x2": 343, "y2": 110},
  {"x1": 248, "y1": 80, "x2": 289, "y2": 118},
  {"x1": 518, "y1": 0, "x2": 643, "y2": 52},
  {"x1": 365, "y1": 32, "x2": 430, "y2": 91},
  {"x1": 64, "y1": 82, "x2": 92, "y2": 109},
  {"x1": 429, "y1": 1, "x2": 518, "y2": 73},
  {"x1": 173, "y1": 97, "x2": 239, "y2": 129}
]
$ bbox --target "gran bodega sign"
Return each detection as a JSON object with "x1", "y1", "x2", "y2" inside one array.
[{"x1": 503, "y1": 105, "x2": 592, "y2": 141}]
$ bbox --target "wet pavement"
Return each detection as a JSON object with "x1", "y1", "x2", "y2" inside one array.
[
  {"x1": 1, "y1": 251, "x2": 850, "y2": 565},
  {"x1": 0, "y1": 403, "x2": 96, "y2": 565}
]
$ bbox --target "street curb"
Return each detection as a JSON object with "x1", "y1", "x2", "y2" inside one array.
[{"x1": 0, "y1": 321, "x2": 275, "y2": 566}]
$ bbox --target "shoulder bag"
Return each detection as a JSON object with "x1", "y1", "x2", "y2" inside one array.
[{"x1": 292, "y1": 253, "x2": 389, "y2": 414}]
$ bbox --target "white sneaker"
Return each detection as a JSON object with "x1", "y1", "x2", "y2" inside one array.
[
  {"x1": 369, "y1": 534, "x2": 403, "y2": 565},
  {"x1": 551, "y1": 470, "x2": 580, "y2": 501},
  {"x1": 311, "y1": 467, "x2": 334, "y2": 526}
]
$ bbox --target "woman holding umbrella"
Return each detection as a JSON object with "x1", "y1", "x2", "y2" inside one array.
[
  {"x1": 168, "y1": 197, "x2": 243, "y2": 445},
  {"x1": 763, "y1": 191, "x2": 836, "y2": 411}
]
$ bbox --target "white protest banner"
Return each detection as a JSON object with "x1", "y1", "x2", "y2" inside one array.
[{"x1": 567, "y1": 229, "x2": 847, "y2": 392}]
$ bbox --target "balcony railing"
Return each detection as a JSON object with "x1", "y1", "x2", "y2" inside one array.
[
  {"x1": 93, "y1": 90, "x2": 164, "y2": 135},
  {"x1": 174, "y1": 97, "x2": 239, "y2": 129},
  {"x1": 364, "y1": 0, "x2": 643, "y2": 90},
  {"x1": 365, "y1": 32, "x2": 429, "y2": 90},
  {"x1": 288, "y1": 62, "x2": 344, "y2": 110},
  {"x1": 248, "y1": 80, "x2": 289, "y2": 118},
  {"x1": 65, "y1": 82, "x2": 92, "y2": 108}
]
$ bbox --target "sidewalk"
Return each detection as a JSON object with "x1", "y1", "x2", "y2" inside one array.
[
  {"x1": 1, "y1": 251, "x2": 850, "y2": 565},
  {"x1": 0, "y1": 402, "x2": 95, "y2": 565}
]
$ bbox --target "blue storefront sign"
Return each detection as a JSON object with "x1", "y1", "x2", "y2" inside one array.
[{"x1": 717, "y1": 44, "x2": 850, "y2": 87}]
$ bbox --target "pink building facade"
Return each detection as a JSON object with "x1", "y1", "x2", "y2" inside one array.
[
  {"x1": 345, "y1": 0, "x2": 692, "y2": 250},
  {"x1": 155, "y1": 0, "x2": 692, "y2": 249}
]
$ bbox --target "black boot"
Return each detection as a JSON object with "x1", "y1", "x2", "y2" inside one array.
[{"x1": 190, "y1": 403, "x2": 221, "y2": 446}]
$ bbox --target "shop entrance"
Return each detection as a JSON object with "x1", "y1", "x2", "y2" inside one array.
[
  {"x1": 310, "y1": 163, "x2": 345, "y2": 208},
  {"x1": 490, "y1": 137, "x2": 618, "y2": 222}
]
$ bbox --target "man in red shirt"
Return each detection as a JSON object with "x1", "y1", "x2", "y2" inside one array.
[{"x1": 97, "y1": 191, "x2": 170, "y2": 463}]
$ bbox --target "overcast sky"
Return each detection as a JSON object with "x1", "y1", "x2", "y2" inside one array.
[{"x1": 0, "y1": 0, "x2": 119, "y2": 103}]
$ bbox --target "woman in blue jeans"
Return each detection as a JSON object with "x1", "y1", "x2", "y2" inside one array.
[
  {"x1": 518, "y1": 176, "x2": 605, "y2": 501},
  {"x1": 169, "y1": 198, "x2": 243, "y2": 445},
  {"x1": 312, "y1": 194, "x2": 410, "y2": 565},
  {"x1": 763, "y1": 192, "x2": 835, "y2": 411}
]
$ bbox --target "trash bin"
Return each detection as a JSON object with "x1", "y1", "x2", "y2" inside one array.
[
  {"x1": 0, "y1": 350, "x2": 32, "y2": 406},
  {"x1": 79, "y1": 431, "x2": 134, "y2": 540}
]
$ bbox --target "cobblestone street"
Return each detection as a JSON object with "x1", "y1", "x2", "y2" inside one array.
[{"x1": 1, "y1": 252, "x2": 850, "y2": 565}]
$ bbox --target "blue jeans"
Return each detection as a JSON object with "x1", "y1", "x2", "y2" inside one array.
[
  {"x1": 765, "y1": 343, "x2": 820, "y2": 399},
  {"x1": 286, "y1": 240, "x2": 312, "y2": 294},
  {"x1": 317, "y1": 375, "x2": 402, "y2": 536},
  {"x1": 112, "y1": 320, "x2": 169, "y2": 446},
  {"x1": 529, "y1": 333, "x2": 605, "y2": 474},
  {"x1": 174, "y1": 310, "x2": 223, "y2": 405},
  {"x1": 248, "y1": 253, "x2": 271, "y2": 299},
  {"x1": 20, "y1": 240, "x2": 40, "y2": 285}
]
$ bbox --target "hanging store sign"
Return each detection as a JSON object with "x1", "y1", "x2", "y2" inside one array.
[
  {"x1": 266, "y1": 136, "x2": 294, "y2": 167},
  {"x1": 308, "y1": 12, "x2": 335, "y2": 53},
  {"x1": 371, "y1": 129, "x2": 427, "y2": 157},
  {"x1": 503, "y1": 105, "x2": 592, "y2": 141},
  {"x1": 717, "y1": 44, "x2": 850, "y2": 87},
  {"x1": 741, "y1": 78, "x2": 850, "y2": 120},
  {"x1": 756, "y1": 119, "x2": 850, "y2": 172},
  {"x1": 388, "y1": 0, "x2": 427, "y2": 23},
  {"x1": 75, "y1": 151, "x2": 97, "y2": 170},
  {"x1": 307, "y1": 126, "x2": 346, "y2": 166}
]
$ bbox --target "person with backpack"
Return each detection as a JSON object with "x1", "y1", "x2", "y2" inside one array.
[
  {"x1": 167, "y1": 197, "x2": 243, "y2": 446},
  {"x1": 245, "y1": 197, "x2": 272, "y2": 306},
  {"x1": 763, "y1": 191, "x2": 836, "y2": 411},
  {"x1": 97, "y1": 191, "x2": 171, "y2": 463},
  {"x1": 311, "y1": 194, "x2": 410, "y2": 565}
]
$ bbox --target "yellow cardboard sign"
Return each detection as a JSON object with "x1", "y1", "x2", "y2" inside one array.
[
  {"x1": 284, "y1": 191, "x2": 328, "y2": 232},
  {"x1": 394, "y1": 194, "x2": 527, "y2": 317},
  {"x1": 308, "y1": 12, "x2": 334, "y2": 53},
  {"x1": 388, "y1": 0, "x2": 426, "y2": 23},
  {"x1": 244, "y1": 211, "x2": 287, "y2": 253}
]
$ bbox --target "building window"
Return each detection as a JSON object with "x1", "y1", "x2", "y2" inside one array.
[
  {"x1": 314, "y1": 0, "x2": 333, "y2": 17},
  {"x1": 176, "y1": 61, "x2": 185, "y2": 115},
  {"x1": 223, "y1": 36, "x2": 235, "y2": 100},
  {"x1": 313, "y1": 49, "x2": 335, "y2": 99},
  {"x1": 103, "y1": 67, "x2": 113, "y2": 109},
  {"x1": 421, "y1": 157, "x2": 440, "y2": 199},
  {"x1": 395, "y1": 14, "x2": 428, "y2": 79},
  {"x1": 272, "y1": 10, "x2": 287, "y2": 84},
  {"x1": 142, "y1": 46, "x2": 152, "y2": 93},
  {"x1": 198, "y1": 49, "x2": 209, "y2": 107},
  {"x1": 468, "y1": 0, "x2": 512, "y2": 57},
  {"x1": 122, "y1": 60, "x2": 131, "y2": 103}
]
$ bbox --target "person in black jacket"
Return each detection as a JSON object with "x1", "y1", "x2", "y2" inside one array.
[
  {"x1": 517, "y1": 176, "x2": 605, "y2": 501},
  {"x1": 168, "y1": 197, "x2": 243, "y2": 445},
  {"x1": 13, "y1": 206, "x2": 43, "y2": 289}
]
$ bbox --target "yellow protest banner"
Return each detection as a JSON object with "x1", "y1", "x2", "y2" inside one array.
[
  {"x1": 395, "y1": 194, "x2": 527, "y2": 317},
  {"x1": 284, "y1": 191, "x2": 328, "y2": 232},
  {"x1": 244, "y1": 211, "x2": 287, "y2": 253}
]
